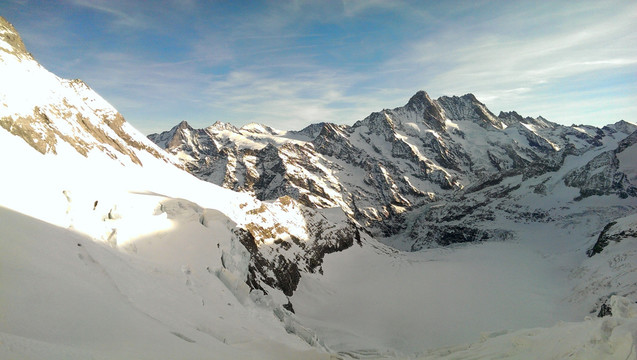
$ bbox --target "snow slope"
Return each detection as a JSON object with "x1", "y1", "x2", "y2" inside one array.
[{"x1": 0, "y1": 109, "x2": 337, "y2": 359}]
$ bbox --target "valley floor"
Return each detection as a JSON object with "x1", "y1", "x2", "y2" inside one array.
[{"x1": 293, "y1": 222, "x2": 584, "y2": 356}]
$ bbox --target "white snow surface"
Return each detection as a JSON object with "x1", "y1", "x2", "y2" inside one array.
[
  {"x1": 2, "y1": 120, "x2": 636, "y2": 358},
  {"x1": 421, "y1": 295, "x2": 637, "y2": 360},
  {"x1": 4, "y1": 112, "x2": 637, "y2": 359},
  {"x1": 291, "y1": 215, "x2": 637, "y2": 356}
]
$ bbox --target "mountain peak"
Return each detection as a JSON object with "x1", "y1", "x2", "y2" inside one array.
[
  {"x1": 406, "y1": 90, "x2": 433, "y2": 107},
  {"x1": 0, "y1": 16, "x2": 32, "y2": 60},
  {"x1": 163, "y1": 120, "x2": 195, "y2": 148},
  {"x1": 404, "y1": 90, "x2": 446, "y2": 132},
  {"x1": 437, "y1": 93, "x2": 503, "y2": 129},
  {"x1": 165, "y1": 120, "x2": 193, "y2": 137},
  {"x1": 0, "y1": 18, "x2": 173, "y2": 166},
  {"x1": 177, "y1": 120, "x2": 191, "y2": 129},
  {"x1": 406, "y1": 90, "x2": 438, "y2": 112},
  {"x1": 291, "y1": 122, "x2": 327, "y2": 139},
  {"x1": 498, "y1": 110, "x2": 523, "y2": 119},
  {"x1": 609, "y1": 119, "x2": 637, "y2": 135},
  {"x1": 460, "y1": 93, "x2": 479, "y2": 102},
  {"x1": 498, "y1": 111, "x2": 525, "y2": 126}
]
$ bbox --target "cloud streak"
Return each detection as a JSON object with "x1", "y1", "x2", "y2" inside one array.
[{"x1": 66, "y1": 0, "x2": 147, "y2": 29}]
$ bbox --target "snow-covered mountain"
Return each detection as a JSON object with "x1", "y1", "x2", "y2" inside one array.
[{"x1": 2, "y1": 15, "x2": 637, "y2": 359}]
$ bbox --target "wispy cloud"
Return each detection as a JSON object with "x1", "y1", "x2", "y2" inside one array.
[
  {"x1": 66, "y1": 0, "x2": 147, "y2": 28},
  {"x1": 201, "y1": 68, "x2": 373, "y2": 129},
  {"x1": 342, "y1": 0, "x2": 403, "y2": 16}
]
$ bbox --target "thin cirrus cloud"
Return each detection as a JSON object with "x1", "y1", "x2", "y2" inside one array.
[
  {"x1": 66, "y1": 0, "x2": 150, "y2": 29},
  {"x1": 2, "y1": 0, "x2": 635, "y2": 134},
  {"x1": 202, "y1": 69, "x2": 366, "y2": 129}
]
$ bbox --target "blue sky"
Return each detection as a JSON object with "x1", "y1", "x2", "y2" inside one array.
[{"x1": 2, "y1": 0, "x2": 636, "y2": 134}]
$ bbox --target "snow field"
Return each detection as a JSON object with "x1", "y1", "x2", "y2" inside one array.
[{"x1": 0, "y1": 121, "x2": 331, "y2": 359}]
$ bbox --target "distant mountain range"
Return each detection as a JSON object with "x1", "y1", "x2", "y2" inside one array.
[{"x1": 149, "y1": 88, "x2": 637, "y2": 248}]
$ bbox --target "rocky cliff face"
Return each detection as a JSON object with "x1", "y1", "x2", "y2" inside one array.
[
  {"x1": 565, "y1": 128, "x2": 637, "y2": 200},
  {"x1": 232, "y1": 200, "x2": 362, "y2": 298},
  {"x1": 586, "y1": 213, "x2": 637, "y2": 257}
]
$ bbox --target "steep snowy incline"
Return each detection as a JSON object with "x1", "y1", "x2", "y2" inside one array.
[{"x1": 0, "y1": 16, "x2": 172, "y2": 166}]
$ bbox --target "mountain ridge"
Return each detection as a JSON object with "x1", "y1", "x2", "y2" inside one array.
[
  {"x1": 0, "y1": 17, "x2": 175, "y2": 167},
  {"x1": 149, "y1": 89, "x2": 637, "y2": 241}
]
